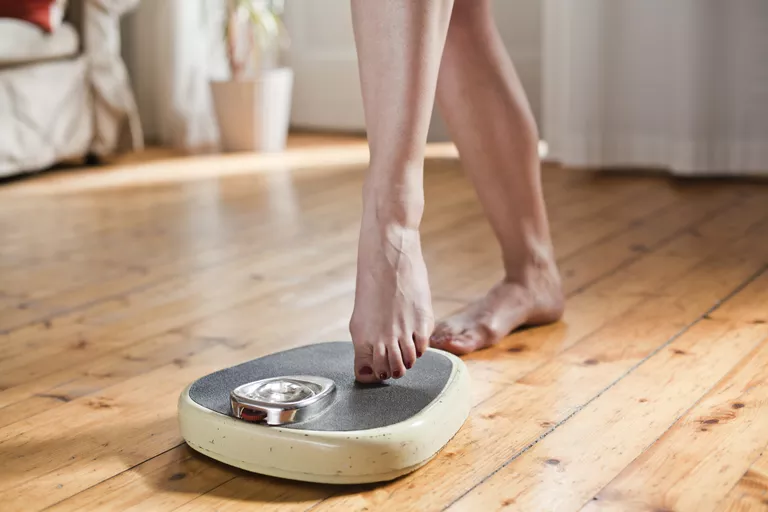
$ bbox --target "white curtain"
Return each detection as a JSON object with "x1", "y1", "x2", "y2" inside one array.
[
  {"x1": 122, "y1": 0, "x2": 226, "y2": 151},
  {"x1": 543, "y1": 0, "x2": 768, "y2": 176}
]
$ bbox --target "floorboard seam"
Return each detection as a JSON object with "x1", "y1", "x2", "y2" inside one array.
[
  {"x1": 0, "y1": 178, "x2": 470, "y2": 335},
  {"x1": 41, "y1": 443, "x2": 186, "y2": 511},
  {"x1": 432, "y1": 196, "x2": 742, "y2": 305},
  {"x1": 577, "y1": 336, "x2": 768, "y2": 511},
  {"x1": 568, "y1": 197, "x2": 746, "y2": 296},
  {"x1": 450, "y1": 206, "x2": 764, "y2": 416},
  {"x1": 5, "y1": 197, "x2": 715, "y2": 417},
  {"x1": 166, "y1": 469, "x2": 239, "y2": 512},
  {"x1": 711, "y1": 439, "x2": 768, "y2": 511},
  {"x1": 441, "y1": 263, "x2": 768, "y2": 511},
  {"x1": 0, "y1": 177, "x2": 712, "y2": 336},
  {"x1": 299, "y1": 201, "x2": 757, "y2": 511},
  {"x1": 15, "y1": 198, "x2": 762, "y2": 510},
  {"x1": 0, "y1": 276, "x2": 183, "y2": 336}
]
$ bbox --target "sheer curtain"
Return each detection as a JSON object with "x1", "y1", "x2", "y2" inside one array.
[{"x1": 543, "y1": 0, "x2": 768, "y2": 176}]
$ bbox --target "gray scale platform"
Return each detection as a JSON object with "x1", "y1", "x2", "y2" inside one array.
[{"x1": 188, "y1": 341, "x2": 453, "y2": 431}]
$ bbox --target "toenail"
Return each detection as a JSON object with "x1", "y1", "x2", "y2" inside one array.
[
  {"x1": 379, "y1": 372, "x2": 388, "y2": 380},
  {"x1": 359, "y1": 366, "x2": 373, "y2": 376},
  {"x1": 406, "y1": 361, "x2": 413, "y2": 369},
  {"x1": 416, "y1": 350, "x2": 423, "y2": 357},
  {"x1": 393, "y1": 370, "x2": 401, "y2": 378}
]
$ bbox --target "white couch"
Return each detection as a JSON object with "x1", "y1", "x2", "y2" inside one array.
[{"x1": 0, "y1": 0, "x2": 143, "y2": 178}]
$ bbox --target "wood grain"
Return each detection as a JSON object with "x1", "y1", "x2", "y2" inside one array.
[
  {"x1": 718, "y1": 451, "x2": 768, "y2": 512},
  {"x1": 449, "y1": 272, "x2": 768, "y2": 512},
  {"x1": 0, "y1": 135, "x2": 766, "y2": 512},
  {"x1": 308, "y1": 217, "x2": 768, "y2": 512}
]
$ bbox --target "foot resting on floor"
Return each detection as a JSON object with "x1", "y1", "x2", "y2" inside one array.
[{"x1": 430, "y1": 263, "x2": 564, "y2": 355}]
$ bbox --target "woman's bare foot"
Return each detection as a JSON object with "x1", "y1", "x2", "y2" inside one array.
[
  {"x1": 350, "y1": 201, "x2": 434, "y2": 383},
  {"x1": 430, "y1": 261, "x2": 564, "y2": 355}
]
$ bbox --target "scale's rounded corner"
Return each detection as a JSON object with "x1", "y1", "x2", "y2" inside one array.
[{"x1": 177, "y1": 347, "x2": 471, "y2": 484}]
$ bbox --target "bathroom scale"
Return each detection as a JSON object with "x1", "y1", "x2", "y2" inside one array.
[{"x1": 178, "y1": 341, "x2": 471, "y2": 484}]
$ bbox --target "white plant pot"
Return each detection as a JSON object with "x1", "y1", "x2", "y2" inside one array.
[{"x1": 210, "y1": 68, "x2": 294, "y2": 153}]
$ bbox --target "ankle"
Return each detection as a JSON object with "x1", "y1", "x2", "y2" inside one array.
[
  {"x1": 502, "y1": 240, "x2": 558, "y2": 285},
  {"x1": 362, "y1": 176, "x2": 425, "y2": 230}
]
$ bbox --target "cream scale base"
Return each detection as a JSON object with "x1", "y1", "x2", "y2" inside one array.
[{"x1": 178, "y1": 342, "x2": 471, "y2": 484}]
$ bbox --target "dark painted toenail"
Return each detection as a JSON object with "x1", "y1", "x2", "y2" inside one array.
[
  {"x1": 406, "y1": 361, "x2": 413, "y2": 369},
  {"x1": 416, "y1": 350, "x2": 423, "y2": 357},
  {"x1": 379, "y1": 373, "x2": 388, "y2": 380},
  {"x1": 359, "y1": 366, "x2": 373, "y2": 376},
  {"x1": 393, "y1": 370, "x2": 401, "y2": 378}
]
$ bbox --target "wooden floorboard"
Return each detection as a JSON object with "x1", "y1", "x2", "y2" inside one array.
[
  {"x1": 307, "y1": 220, "x2": 768, "y2": 512},
  {"x1": 0, "y1": 137, "x2": 766, "y2": 512},
  {"x1": 718, "y1": 450, "x2": 768, "y2": 512},
  {"x1": 450, "y1": 271, "x2": 768, "y2": 512}
]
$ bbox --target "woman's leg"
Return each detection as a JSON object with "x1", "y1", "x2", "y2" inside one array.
[
  {"x1": 430, "y1": 0, "x2": 564, "y2": 355},
  {"x1": 349, "y1": 0, "x2": 454, "y2": 382}
]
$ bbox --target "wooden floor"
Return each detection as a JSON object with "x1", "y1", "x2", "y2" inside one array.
[{"x1": 1, "y1": 135, "x2": 767, "y2": 512}]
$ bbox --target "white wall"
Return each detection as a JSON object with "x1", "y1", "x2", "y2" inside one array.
[{"x1": 283, "y1": 0, "x2": 365, "y2": 132}]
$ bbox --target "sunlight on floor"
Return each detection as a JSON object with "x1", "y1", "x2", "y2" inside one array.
[{"x1": 4, "y1": 135, "x2": 559, "y2": 198}]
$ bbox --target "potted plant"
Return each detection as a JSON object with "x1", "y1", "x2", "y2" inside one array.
[{"x1": 210, "y1": 0, "x2": 292, "y2": 153}]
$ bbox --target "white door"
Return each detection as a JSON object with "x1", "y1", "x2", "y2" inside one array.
[{"x1": 283, "y1": 0, "x2": 366, "y2": 132}]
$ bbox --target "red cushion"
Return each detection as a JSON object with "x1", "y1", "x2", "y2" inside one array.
[{"x1": 0, "y1": 0, "x2": 59, "y2": 33}]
